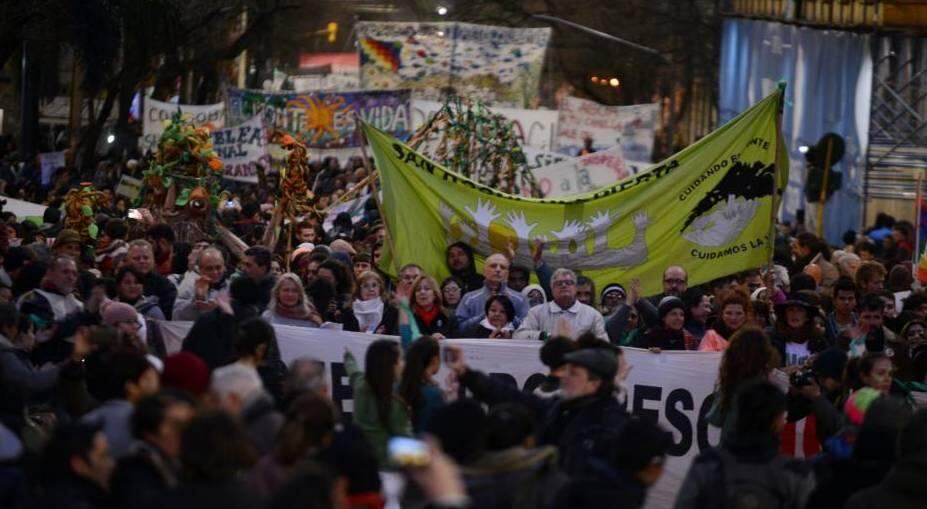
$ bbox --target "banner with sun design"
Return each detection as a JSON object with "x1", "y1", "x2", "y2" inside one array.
[
  {"x1": 226, "y1": 88, "x2": 411, "y2": 149},
  {"x1": 365, "y1": 89, "x2": 789, "y2": 297},
  {"x1": 356, "y1": 22, "x2": 551, "y2": 108}
]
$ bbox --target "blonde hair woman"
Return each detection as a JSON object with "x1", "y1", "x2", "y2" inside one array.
[
  {"x1": 262, "y1": 273, "x2": 321, "y2": 327},
  {"x1": 409, "y1": 275, "x2": 457, "y2": 339}
]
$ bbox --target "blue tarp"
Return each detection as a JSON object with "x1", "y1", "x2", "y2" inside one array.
[{"x1": 720, "y1": 18, "x2": 871, "y2": 244}]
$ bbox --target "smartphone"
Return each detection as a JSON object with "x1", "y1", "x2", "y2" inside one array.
[{"x1": 387, "y1": 437, "x2": 430, "y2": 467}]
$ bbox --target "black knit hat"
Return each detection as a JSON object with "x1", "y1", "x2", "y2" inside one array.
[{"x1": 658, "y1": 296, "x2": 685, "y2": 320}]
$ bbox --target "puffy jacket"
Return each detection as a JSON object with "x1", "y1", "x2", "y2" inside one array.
[{"x1": 463, "y1": 446, "x2": 567, "y2": 509}]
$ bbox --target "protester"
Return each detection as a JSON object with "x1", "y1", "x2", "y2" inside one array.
[
  {"x1": 352, "y1": 271, "x2": 398, "y2": 335},
  {"x1": 211, "y1": 361, "x2": 283, "y2": 456},
  {"x1": 398, "y1": 336, "x2": 444, "y2": 433},
  {"x1": 699, "y1": 291, "x2": 750, "y2": 352},
  {"x1": 440, "y1": 277, "x2": 464, "y2": 315},
  {"x1": 410, "y1": 275, "x2": 457, "y2": 339},
  {"x1": 182, "y1": 277, "x2": 260, "y2": 370},
  {"x1": 126, "y1": 240, "x2": 178, "y2": 320},
  {"x1": 605, "y1": 278, "x2": 655, "y2": 346},
  {"x1": 445, "y1": 241, "x2": 485, "y2": 294},
  {"x1": 32, "y1": 422, "x2": 115, "y2": 509},
  {"x1": 769, "y1": 293, "x2": 828, "y2": 368},
  {"x1": 514, "y1": 268, "x2": 607, "y2": 341},
  {"x1": 173, "y1": 247, "x2": 229, "y2": 321},
  {"x1": 240, "y1": 246, "x2": 276, "y2": 312},
  {"x1": 599, "y1": 283, "x2": 625, "y2": 316},
  {"x1": 464, "y1": 295, "x2": 517, "y2": 339},
  {"x1": 262, "y1": 272, "x2": 320, "y2": 327},
  {"x1": 639, "y1": 296, "x2": 698, "y2": 351},
  {"x1": 648, "y1": 266, "x2": 688, "y2": 305},
  {"x1": 674, "y1": 380, "x2": 815, "y2": 509},
  {"x1": 456, "y1": 253, "x2": 529, "y2": 331},
  {"x1": 521, "y1": 283, "x2": 547, "y2": 308}
]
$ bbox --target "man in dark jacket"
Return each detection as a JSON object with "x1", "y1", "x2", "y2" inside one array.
[
  {"x1": 110, "y1": 392, "x2": 195, "y2": 509},
  {"x1": 31, "y1": 422, "x2": 114, "y2": 509},
  {"x1": 845, "y1": 409, "x2": 927, "y2": 509},
  {"x1": 127, "y1": 240, "x2": 177, "y2": 320},
  {"x1": 240, "y1": 246, "x2": 275, "y2": 313},
  {"x1": 181, "y1": 277, "x2": 259, "y2": 370},
  {"x1": 673, "y1": 381, "x2": 814, "y2": 509},
  {"x1": 554, "y1": 417, "x2": 672, "y2": 509},
  {"x1": 446, "y1": 343, "x2": 629, "y2": 479}
]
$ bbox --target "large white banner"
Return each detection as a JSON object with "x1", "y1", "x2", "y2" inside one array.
[
  {"x1": 141, "y1": 98, "x2": 225, "y2": 153},
  {"x1": 412, "y1": 100, "x2": 559, "y2": 151},
  {"x1": 210, "y1": 115, "x2": 269, "y2": 184},
  {"x1": 524, "y1": 147, "x2": 653, "y2": 198},
  {"x1": 556, "y1": 97, "x2": 659, "y2": 161},
  {"x1": 159, "y1": 321, "x2": 720, "y2": 508}
]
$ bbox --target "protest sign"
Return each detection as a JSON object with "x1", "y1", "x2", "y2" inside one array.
[
  {"x1": 412, "y1": 100, "x2": 559, "y2": 151},
  {"x1": 556, "y1": 97, "x2": 659, "y2": 161},
  {"x1": 210, "y1": 115, "x2": 269, "y2": 183},
  {"x1": 158, "y1": 321, "x2": 721, "y2": 509},
  {"x1": 38, "y1": 151, "x2": 66, "y2": 186},
  {"x1": 526, "y1": 147, "x2": 639, "y2": 198},
  {"x1": 141, "y1": 98, "x2": 225, "y2": 153},
  {"x1": 364, "y1": 90, "x2": 788, "y2": 297},
  {"x1": 226, "y1": 88, "x2": 411, "y2": 149},
  {"x1": 357, "y1": 22, "x2": 550, "y2": 107},
  {"x1": 114, "y1": 175, "x2": 143, "y2": 201}
]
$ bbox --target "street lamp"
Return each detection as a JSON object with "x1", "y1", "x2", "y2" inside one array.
[
  {"x1": 437, "y1": 6, "x2": 448, "y2": 16},
  {"x1": 106, "y1": 134, "x2": 116, "y2": 144}
]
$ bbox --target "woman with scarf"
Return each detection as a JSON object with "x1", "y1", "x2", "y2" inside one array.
[
  {"x1": 463, "y1": 295, "x2": 516, "y2": 339},
  {"x1": 352, "y1": 271, "x2": 398, "y2": 335},
  {"x1": 410, "y1": 275, "x2": 456, "y2": 339},
  {"x1": 699, "y1": 291, "x2": 752, "y2": 352},
  {"x1": 262, "y1": 273, "x2": 321, "y2": 327},
  {"x1": 638, "y1": 297, "x2": 698, "y2": 351}
]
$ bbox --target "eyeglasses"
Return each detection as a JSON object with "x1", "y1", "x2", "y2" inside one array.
[
  {"x1": 664, "y1": 278, "x2": 686, "y2": 285},
  {"x1": 553, "y1": 280, "x2": 576, "y2": 288}
]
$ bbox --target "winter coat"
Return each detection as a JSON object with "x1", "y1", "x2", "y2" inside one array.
[
  {"x1": 673, "y1": 431, "x2": 814, "y2": 509},
  {"x1": 182, "y1": 303, "x2": 258, "y2": 370},
  {"x1": 110, "y1": 442, "x2": 180, "y2": 509},
  {"x1": 81, "y1": 399, "x2": 134, "y2": 459},
  {"x1": 159, "y1": 479, "x2": 261, "y2": 509},
  {"x1": 343, "y1": 351, "x2": 413, "y2": 466},
  {"x1": 142, "y1": 271, "x2": 177, "y2": 320},
  {"x1": 553, "y1": 468, "x2": 649, "y2": 509},
  {"x1": 242, "y1": 391, "x2": 284, "y2": 457},
  {"x1": 845, "y1": 456, "x2": 927, "y2": 509},
  {"x1": 459, "y1": 368, "x2": 629, "y2": 479},
  {"x1": 0, "y1": 334, "x2": 66, "y2": 432},
  {"x1": 463, "y1": 446, "x2": 567, "y2": 509},
  {"x1": 412, "y1": 308, "x2": 458, "y2": 338},
  {"x1": 30, "y1": 475, "x2": 111, "y2": 509}
]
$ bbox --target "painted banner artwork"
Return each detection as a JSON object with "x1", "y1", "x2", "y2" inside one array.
[
  {"x1": 226, "y1": 88, "x2": 411, "y2": 149},
  {"x1": 210, "y1": 115, "x2": 270, "y2": 183},
  {"x1": 412, "y1": 99, "x2": 559, "y2": 151},
  {"x1": 357, "y1": 22, "x2": 551, "y2": 107},
  {"x1": 556, "y1": 97, "x2": 659, "y2": 161},
  {"x1": 141, "y1": 98, "x2": 225, "y2": 153},
  {"x1": 527, "y1": 147, "x2": 638, "y2": 198},
  {"x1": 365, "y1": 90, "x2": 788, "y2": 297}
]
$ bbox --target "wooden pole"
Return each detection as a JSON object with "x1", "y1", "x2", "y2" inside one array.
[{"x1": 815, "y1": 137, "x2": 835, "y2": 238}]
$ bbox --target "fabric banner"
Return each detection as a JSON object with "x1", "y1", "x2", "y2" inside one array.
[
  {"x1": 225, "y1": 88, "x2": 411, "y2": 149},
  {"x1": 412, "y1": 99, "x2": 559, "y2": 151},
  {"x1": 38, "y1": 151, "x2": 66, "y2": 186},
  {"x1": 364, "y1": 90, "x2": 787, "y2": 297},
  {"x1": 141, "y1": 98, "x2": 225, "y2": 153},
  {"x1": 556, "y1": 97, "x2": 659, "y2": 161},
  {"x1": 158, "y1": 321, "x2": 721, "y2": 509},
  {"x1": 356, "y1": 22, "x2": 551, "y2": 107},
  {"x1": 210, "y1": 115, "x2": 269, "y2": 183}
]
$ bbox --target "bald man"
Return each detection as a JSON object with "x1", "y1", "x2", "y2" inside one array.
[
  {"x1": 455, "y1": 253, "x2": 529, "y2": 332},
  {"x1": 173, "y1": 247, "x2": 230, "y2": 321}
]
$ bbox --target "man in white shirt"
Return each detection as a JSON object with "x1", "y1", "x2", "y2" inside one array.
[{"x1": 515, "y1": 268, "x2": 607, "y2": 341}]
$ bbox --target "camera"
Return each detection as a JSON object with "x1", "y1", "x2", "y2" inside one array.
[{"x1": 790, "y1": 369, "x2": 816, "y2": 388}]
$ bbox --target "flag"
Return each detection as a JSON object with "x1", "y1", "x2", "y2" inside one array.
[{"x1": 364, "y1": 90, "x2": 788, "y2": 297}]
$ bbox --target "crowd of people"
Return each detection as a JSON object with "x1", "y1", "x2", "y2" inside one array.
[{"x1": 0, "y1": 145, "x2": 925, "y2": 509}]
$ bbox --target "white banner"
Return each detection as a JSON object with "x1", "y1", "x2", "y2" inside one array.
[
  {"x1": 524, "y1": 147, "x2": 653, "y2": 198},
  {"x1": 38, "y1": 151, "x2": 66, "y2": 186},
  {"x1": 556, "y1": 97, "x2": 659, "y2": 161},
  {"x1": 412, "y1": 100, "x2": 559, "y2": 151},
  {"x1": 210, "y1": 115, "x2": 269, "y2": 183},
  {"x1": 159, "y1": 321, "x2": 720, "y2": 508},
  {"x1": 141, "y1": 98, "x2": 225, "y2": 153}
]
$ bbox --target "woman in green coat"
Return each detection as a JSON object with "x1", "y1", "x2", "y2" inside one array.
[{"x1": 344, "y1": 339, "x2": 413, "y2": 466}]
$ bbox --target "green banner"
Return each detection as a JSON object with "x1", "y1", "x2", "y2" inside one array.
[{"x1": 364, "y1": 90, "x2": 788, "y2": 297}]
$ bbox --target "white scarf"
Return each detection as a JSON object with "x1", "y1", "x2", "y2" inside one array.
[
  {"x1": 479, "y1": 318, "x2": 514, "y2": 333},
  {"x1": 353, "y1": 298, "x2": 385, "y2": 333}
]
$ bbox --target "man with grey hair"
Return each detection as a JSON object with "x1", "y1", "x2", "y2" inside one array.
[
  {"x1": 515, "y1": 268, "x2": 607, "y2": 341},
  {"x1": 127, "y1": 240, "x2": 177, "y2": 319},
  {"x1": 173, "y1": 247, "x2": 229, "y2": 321},
  {"x1": 211, "y1": 362, "x2": 282, "y2": 455}
]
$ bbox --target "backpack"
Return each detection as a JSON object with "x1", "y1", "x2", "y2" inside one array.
[{"x1": 711, "y1": 448, "x2": 792, "y2": 509}]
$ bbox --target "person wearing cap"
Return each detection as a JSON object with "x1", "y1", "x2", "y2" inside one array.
[
  {"x1": 599, "y1": 283, "x2": 625, "y2": 316},
  {"x1": 639, "y1": 296, "x2": 698, "y2": 351},
  {"x1": 521, "y1": 283, "x2": 547, "y2": 308},
  {"x1": 553, "y1": 417, "x2": 672, "y2": 509},
  {"x1": 768, "y1": 291, "x2": 828, "y2": 368},
  {"x1": 605, "y1": 278, "x2": 659, "y2": 346},
  {"x1": 446, "y1": 342, "x2": 629, "y2": 479},
  {"x1": 52, "y1": 228, "x2": 83, "y2": 260},
  {"x1": 514, "y1": 268, "x2": 607, "y2": 341}
]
